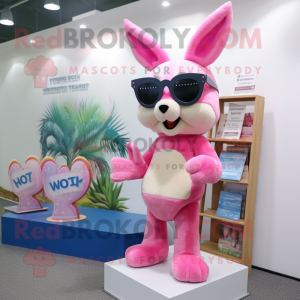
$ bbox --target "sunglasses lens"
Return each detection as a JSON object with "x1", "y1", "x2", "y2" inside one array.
[
  {"x1": 174, "y1": 79, "x2": 200, "y2": 103},
  {"x1": 137, "y1": 83, "x2": 159, "y2": 106}
]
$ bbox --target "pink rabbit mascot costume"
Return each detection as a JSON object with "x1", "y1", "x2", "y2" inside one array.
[{"x1": 111, "y1": 2, "x2": 233, "y2": 283}]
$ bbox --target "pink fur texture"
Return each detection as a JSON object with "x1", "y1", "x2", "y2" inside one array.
[
  {"x1": 124, "y1": 19, "x2": 170, "y2": 71},
  {"x1": 185, "y1": 2, "x2": 233, "y2": 66},
  {"x1": 111, "y1": 2, "x2": 233, "y2": 283},
  {"x1": 111, "y1": 143, "x2": 148, "y2": 182}
]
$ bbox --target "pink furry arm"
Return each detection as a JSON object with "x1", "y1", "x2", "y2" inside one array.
[
  {"x1": 185, "y1": 136, "x2": 222, "y2": 185},
  {"x1": 111, "y1": 141, "x2": 157, "y2": 182},
  {"x1": 142, "y1": 138, "x2": 158, "y2": 165}
]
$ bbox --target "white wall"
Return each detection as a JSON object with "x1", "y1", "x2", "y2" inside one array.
[{"x1": 0, "y1": 0, "x2": 299, "y2": 278}]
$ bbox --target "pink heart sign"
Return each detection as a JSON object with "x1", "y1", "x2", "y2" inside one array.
[
  {"x1": 41, "y1": 157, "x2": 92, "y2": 221},
  {"x1": 7, "y1": 156, "x2": 46, "y2": 213}
]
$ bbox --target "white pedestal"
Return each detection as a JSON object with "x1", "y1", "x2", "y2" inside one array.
[{"x1": 104, "y1": 246, "x2": 249, "y2": 300}]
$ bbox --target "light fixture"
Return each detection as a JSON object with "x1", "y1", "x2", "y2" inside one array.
[
  {"x1": 0, "y1": 6, "x2": 14, "y2": 26},
  {"x1": 80, "y1": 25, "x2": 86, "y2": 29},
  {"x1": 44, "y1": 0, "x2": 60, "y2": 11},
  {"x1": 162, "y1": 1, "x2": 170, "y2": 7}
]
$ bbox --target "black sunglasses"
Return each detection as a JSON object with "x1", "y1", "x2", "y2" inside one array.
[{"x1": 131, "y1": 73, "x2": 218, "y2": 108}]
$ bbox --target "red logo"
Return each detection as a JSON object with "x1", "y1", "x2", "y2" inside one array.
[
  {"x1": 23, "y1": 247, "x2": 56, "y2": 277},
  {"x1": 24, "y1": 56, "x2": 57, "y2": 88}
]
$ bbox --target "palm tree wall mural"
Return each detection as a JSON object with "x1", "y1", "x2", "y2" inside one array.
[
  {"x1": 39, "y1": 99, "x2": 129, "y2": 176},
  {"x1": 38, "y1": 99, "x2": 130, "y2": 211}
]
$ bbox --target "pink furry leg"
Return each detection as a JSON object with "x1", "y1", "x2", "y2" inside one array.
[
  {"x1": 172, "y1": 201, "x2": 209, "y2": 283},
  {"x1": 125, "y1": 209, "x2": 169, "y2": 267}
]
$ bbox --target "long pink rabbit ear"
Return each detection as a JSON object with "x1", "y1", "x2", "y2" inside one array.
[
  {"x1": 184, "y1": 2, "x2": 233, "y2": 67},
  {"x1": 124, "y1": 19, "x2": 170, "y2": 71}
]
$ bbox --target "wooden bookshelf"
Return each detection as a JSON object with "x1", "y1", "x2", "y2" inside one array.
[
  {"x1": 199, "y1": 95, "x2": 264, "y2": 275},
  {"x1": 200, "y1": 209, "x2": 246, "y2": 226},
  {"x1": 208, "y1": 137, "x2": 252, "y2": 144},
  {"x1": 220, "y1": 178, "x2": 248, "y2": 185},
  {"x1": 200, "y1": 241, "x2": 242, "y2": 264}
]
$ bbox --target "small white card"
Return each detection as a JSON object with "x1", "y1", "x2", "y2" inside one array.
[
  {"x1": 232, "y1": 74, "x2": 257, "y2": 95},
  {"x1": 222, "y1": 104, "x2": 246, "y2": 139}
]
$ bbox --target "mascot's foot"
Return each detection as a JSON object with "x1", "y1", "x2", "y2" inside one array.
[
  {"x1": 171, "y1": 255, "x2": 209, "y2": 283},
  {"x1": 125, "y1": 244, "x2": 169, "y2": 268}
]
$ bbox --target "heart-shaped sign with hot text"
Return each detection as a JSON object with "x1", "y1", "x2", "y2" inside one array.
[
  {"x1": 41, "y1": 157, "x2": 92, "y2": 221},
  {"x1": 6, "y1": 156, "x2": 47, "y2": 214}
]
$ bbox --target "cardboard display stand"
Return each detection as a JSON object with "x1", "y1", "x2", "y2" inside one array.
[
  {"x1": 41, "y1": 156, "x2": 92, "y2": 222},
  {"x1": 5, "y1": 156, "x2": 48, "y2": 214}
]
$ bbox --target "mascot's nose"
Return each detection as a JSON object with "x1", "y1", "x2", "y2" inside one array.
[{"x1": 159, "y1": 105, "x2": 169, "y2": 113}]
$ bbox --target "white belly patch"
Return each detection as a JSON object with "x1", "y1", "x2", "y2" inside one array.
[{"x1": 142, "y1": 150, "x2": 192, "y2": 200}]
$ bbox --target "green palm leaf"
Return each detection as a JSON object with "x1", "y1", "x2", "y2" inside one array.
[
  {"x1": 39, "y1": 99, "x2": 129, "y2": 173},
  {"x1": 84, "y1": 171, "x2": 129, "y2": 212},
  {"x1": 93, "y1": 203, "x2": 110, "y2": 209}
]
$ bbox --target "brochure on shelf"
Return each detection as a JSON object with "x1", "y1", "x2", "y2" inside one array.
[
  {"x1": 216, "y1": 114, "x2": 228, "y2": 138},
  {"x1": 219, "y1": 152, "x2": 247, "y2": 181},
  {"x1": 216, "y1": 113, "x2": 254, "y2": 140},
  {"x1": 241, "y1": 113, "x2": 254, "y2": 138},
  {"x1": 226, "y1": 145, "x2": 250, "y2": 179},
  {"x1": 241, "y1": 165, "x2": 248, "y2": 180},
  {"x1": 224, "y1": 182, "x2": 247, "y2": 219},
  {"x1": 216, "y1": 191, "x2": 243, "y2": 221},
  {"x1": 221, "y1": 104, "x2": 246, "y2": 139},
  {"x1": 218, "y1": 223, "x2": 243, "y2": 258}
]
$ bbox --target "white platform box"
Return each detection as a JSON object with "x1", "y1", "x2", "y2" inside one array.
[{"x1": 104, "y1": 246, "x2": 249, "y2": 300}]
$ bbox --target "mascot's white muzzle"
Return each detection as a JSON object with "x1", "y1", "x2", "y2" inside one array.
[{"x1": 154, "y1": 99, "x2": 181, "y2": 122}]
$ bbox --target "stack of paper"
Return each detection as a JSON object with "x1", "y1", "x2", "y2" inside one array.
[
  {"x1": 219, "y1": 152, "x2": 247, "y2": 181},
  {"x1": 216, "y1": 191, "x2": 243, "y2": 221}
]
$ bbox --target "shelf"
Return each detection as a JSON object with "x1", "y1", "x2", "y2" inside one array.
[
  {"x1": 219, "y1": 95, "x2": 258, "y2": 101},
  {"x1": 200, "y1": 241, "x2": 242, "y2": 264},
  {"x1": 208, "y1": 138, "x2": 252, "y2": 144},
  {"x1": 200, "y1": 209, "x2": 245, "y2": 226},
  {"x1": 200, "y1": 95, "x2": 265, "y2": 275},
  {"x1": 220, "y1": 178, "x2": 248, "y2": 185}
]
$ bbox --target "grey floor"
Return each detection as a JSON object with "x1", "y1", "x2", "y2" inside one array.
[{"x1": 0, "y1": 199, "x2": 299, "y2": 300}]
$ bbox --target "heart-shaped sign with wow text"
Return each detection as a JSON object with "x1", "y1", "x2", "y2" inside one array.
[
  {"x1": 41, "y1": 157, "x2": 92, "y2": 221},
  {"x1": 7, "y1": 156, "x2": 46, "y2": 213}
]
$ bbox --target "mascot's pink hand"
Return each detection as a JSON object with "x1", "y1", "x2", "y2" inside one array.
[
  {"x1": 185, "y1": 155, "x2": 222, "y2": 185},
  {"x1": 110, "y1": 142, "x2": 148, "y2": 182}
]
